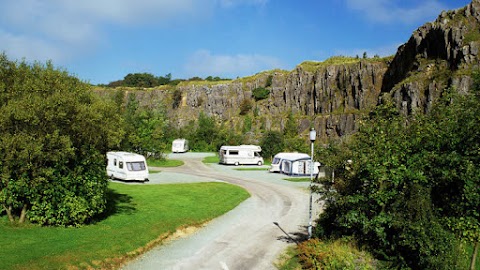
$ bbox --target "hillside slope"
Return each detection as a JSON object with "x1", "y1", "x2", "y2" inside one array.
[
  {"x1": 382, "y1": 0, "x2": 480, "y2": 114},
  {"x1": 97, "y1": 0, "x2": 480, "y2": 142}
]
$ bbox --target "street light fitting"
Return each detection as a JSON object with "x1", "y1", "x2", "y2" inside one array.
[{"x1": 309, "y1": 128, "x2": 316, "y2": 142}]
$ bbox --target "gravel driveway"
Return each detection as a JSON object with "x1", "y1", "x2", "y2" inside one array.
[{"x1": 121, "y1": 152, "x2": 322, "y2": 270}]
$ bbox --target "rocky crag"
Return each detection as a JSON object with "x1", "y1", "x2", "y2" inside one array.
[
  {"x1": 99, "y1": 0, "x2": 480, "y2": 142},
  {"x1": 382, "y1": 0, "x2": 480, "y2": 114}
]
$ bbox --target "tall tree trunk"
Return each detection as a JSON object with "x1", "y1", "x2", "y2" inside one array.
[
  {"x1": 470, "y1": 241, "x2": 479, "y2": 270},
  {"x1": 19, "y1": 204, "x2": 27, "y2": 223},
  {"x1": 3, "y1": 204, "x2": 15, "y2": 223}
]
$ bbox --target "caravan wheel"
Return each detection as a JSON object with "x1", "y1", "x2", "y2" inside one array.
[
  {"x1": 257, "y1": 161, "x2": 263, "y2": 166},
  {"x1": 234, "y1": 162, "x2": 239, "y2": 166}
]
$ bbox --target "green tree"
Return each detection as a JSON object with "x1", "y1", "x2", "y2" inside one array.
[
  {"x1": 316, "y1": 99, "x2": 465, "y2": 269},
  {"x1": 424, "y1": 82, "x2": 480, "y2": 269},
  {"x1": 120, "y1": 93, "x2": 168, "y2": 158},
  {"x1": 190, "y1": 112, "x2": 220, "y2": 151},
  {"x1": 157, "y1": 73, "x2": 172, "y2": 85},
  {"x1": 283, "y1": 111, "x2": 297, "y2": 138},
  {"x1": 243, "y1": 115, "x2": 252, "y2": 133},
  {"x1": 260, "y1": 131, "x2": 284, "y2": 160},
  {"x1": 0, "y1": 54, "x2": 124, "y2": 226},
  {"x1": 252, "y1": 87, "x2": 270, "y2": 101},
  {"x1": 123, "y1": 73, "x2": 157, "y2": 88}
]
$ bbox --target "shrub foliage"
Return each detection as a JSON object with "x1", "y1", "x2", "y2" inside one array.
[
  {"x1": 0, "y1": 54, "x2": 124, "y2": 226},
  {"x1": 252, "y1": 87, "x2": 270, "y2": 101},
  {"x1": 297, "y1": 238, "x2": 377, "y2": 270},
  {"x1": 316, "y1": 80, "x2": 480, "y2": 269}
]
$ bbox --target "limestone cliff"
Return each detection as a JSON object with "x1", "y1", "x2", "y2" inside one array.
[
  {"x1": 98, "y1": 0, "x2": 480, "y2": 142},
  {"x1": 163, "y1": 59, "x2": 387, "y2": 141},
  {"x1": 382, "y1": 0, "x2": 480, "y2": 114}
]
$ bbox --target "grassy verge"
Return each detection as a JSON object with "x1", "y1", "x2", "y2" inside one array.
[
  {"x1": 203, "y1": 155, "x2": 219, "y2": 164},
  {"x1": 147, "y1": 158, "x2": 184, "y2": 167},
  {"x1": 275, "y1": 246, "x2": 301, "y2": 270},
  {"x1": 0, "y1": 182, "x2": 250, "y2": 270},
  {"x1": 283, "y1": 177, "x2": 311, "y2": 182},
  {"x1": 277, "y1": 239, "x2": 480, "y2": 270},
  {"x1": 203, "y1": 155, "x2": 272, "y2": 166},
  {"x1": 467, "y1": 244, "x2": 480, "y2": 270},
  {"x1": 234, "y1": 167, "x2": 268, "y2": 171},
  {"x1": 276, "y1": 238, "x2": 377, "y2": 270}
]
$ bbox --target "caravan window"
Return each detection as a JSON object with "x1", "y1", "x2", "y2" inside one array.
[
  {"x1": 127, "y1": 162, "x2": 146, "y2": 171},
  {"x1": 272, "y1": 157, "x2": 281, "y2": 164},
  {"x1": 229, "y1": 150, "x2": 239, "y2": 155},
  {"x1": 254, "y1": 152, "x2": 261, "y2": 157},
  {"x1": 114, "y1": 158, "x2": 117, "y2": 166}
]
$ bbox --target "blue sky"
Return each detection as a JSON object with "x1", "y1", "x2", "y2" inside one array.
[{"x1": 0, "y1": 0, "x2": 471, "y2": 85}]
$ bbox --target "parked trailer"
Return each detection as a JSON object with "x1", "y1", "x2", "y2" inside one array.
[
  {"x1": 269, "y1": 152, "x2": 310, "y2": 173},
  {"x1": 219, "y1": 145, "x2": 264, "y2": 166},
  {"x1": 172, "y1": 138, "x2": 189, "y2": 153},
  {"x1": 106, "y1": 151, "x2": 149, "y2": 182},
  {"x1": 280, "y1": 157, "x2": 321, "y2": 177}
]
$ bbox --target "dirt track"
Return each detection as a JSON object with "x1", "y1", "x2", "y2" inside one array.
[{"x1": 122, "y1": 153, "x2": 322, "y2": 270}]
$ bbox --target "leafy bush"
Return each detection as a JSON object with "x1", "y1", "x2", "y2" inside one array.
[
  {"x1": 316, "y1": 89, "x2": 479, "y2": 268},
  {"x1": 297, "y1": 238, "x2": 377, "y2": 270},
  {"x1": 260, "y1": 131, "x2": 284, "y2": 160},
  {"x1": 252, "y1": 87, "x2": 270, "y2": 101},
  {"x1": 0, "y1": 54, "x2": 123, "y2": 226}
]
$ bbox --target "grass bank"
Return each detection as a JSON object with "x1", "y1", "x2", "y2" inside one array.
[
  {"x1": 283, "y1": 177, "x2": 311, "y2": 182},
  {"x1": 0, "y1": 181, "x2": 250, "y2": 269},
  {"x1": 147, "y1": 158, "x2": 184, "y2": 167},
  {"x1": 277, "y1": 239, "x2": 480, "y2": 270},
  {"x1": 203, "y1": 155, "x2": 219, "y2": 164}
]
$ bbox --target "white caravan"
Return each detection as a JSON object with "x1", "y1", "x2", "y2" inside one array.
[
  {"x1": 172, "y1": 139, "x2": 189, "y2": 153},
  {"x1": 106, "y1": 151, "x2": 149, "y2": 182},
  {"x1": 269, "y1": 152, "x2": 310, "y2": 173},
  {"x1": 219, "y1": 145, "x2": 264, "y2": 166},
  {"x1": 281, "y1": 157, "x2": 321, "y2": 177}
]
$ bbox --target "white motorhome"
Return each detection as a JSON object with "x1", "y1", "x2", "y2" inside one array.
[
  {"x1": 219, "y1": 145, "x2": 264, "y2": 166},
  {"x1": 172, "y1": 139, "x2": 189, "y2": 153},
  {"x1": 269, "y1": 152, "x2": 310, "y2": 173},
  {"x1": 106, "y1": 151, "x2": 149, "y2": 182}
]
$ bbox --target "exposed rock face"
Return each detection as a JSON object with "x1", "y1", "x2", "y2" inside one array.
[
  {"x1": 165, "y1": 61, "x2": 387, "y2": 141},
  {"x1": 99, "y1": 0, "x2": 480, "y2": 142},
  {"x1": 382, "y1": 0, "x2": 480, "y2": 114}
]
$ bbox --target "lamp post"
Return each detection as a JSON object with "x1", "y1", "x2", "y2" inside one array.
[{"x1": 308, "y1": 128, "x2": 316, "y2": 239}]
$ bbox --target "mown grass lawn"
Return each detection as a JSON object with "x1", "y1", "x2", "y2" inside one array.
[
  {"x1": 202, "y1": 155, "x2": 219, "y2": 164},
  {"x1": 0, "y1": 181, "x2": 250, "y2": 270},
  {"x1": 202, "y1": 155, "x2": 272, "y2": 166},
  {"x1": 147, "y1": 158, "x2": 184, "y2": 167},
  {"x1": 283, "y1": 177, "x2": 311, "y2": 182}
]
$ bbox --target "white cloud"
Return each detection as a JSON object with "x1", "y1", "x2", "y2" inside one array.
[
  {"x1": 345, "y1": 0, "x2": 447, "y2": 24},
  {"x1": 184, "y1": 49, "x2": 283, "y2": 78},
  {"x1": 0, "y1": 0, "x2": 218, "y2": 63},
  {"x1": 53, "y1": 0, "x2": 209, "y2": 25},
  {"x1": 0, "y1": 30, "x2": 69, "y2": 62},
  {"x1": 0, "y1": 0, "x2": 271, "y2": 66}
]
